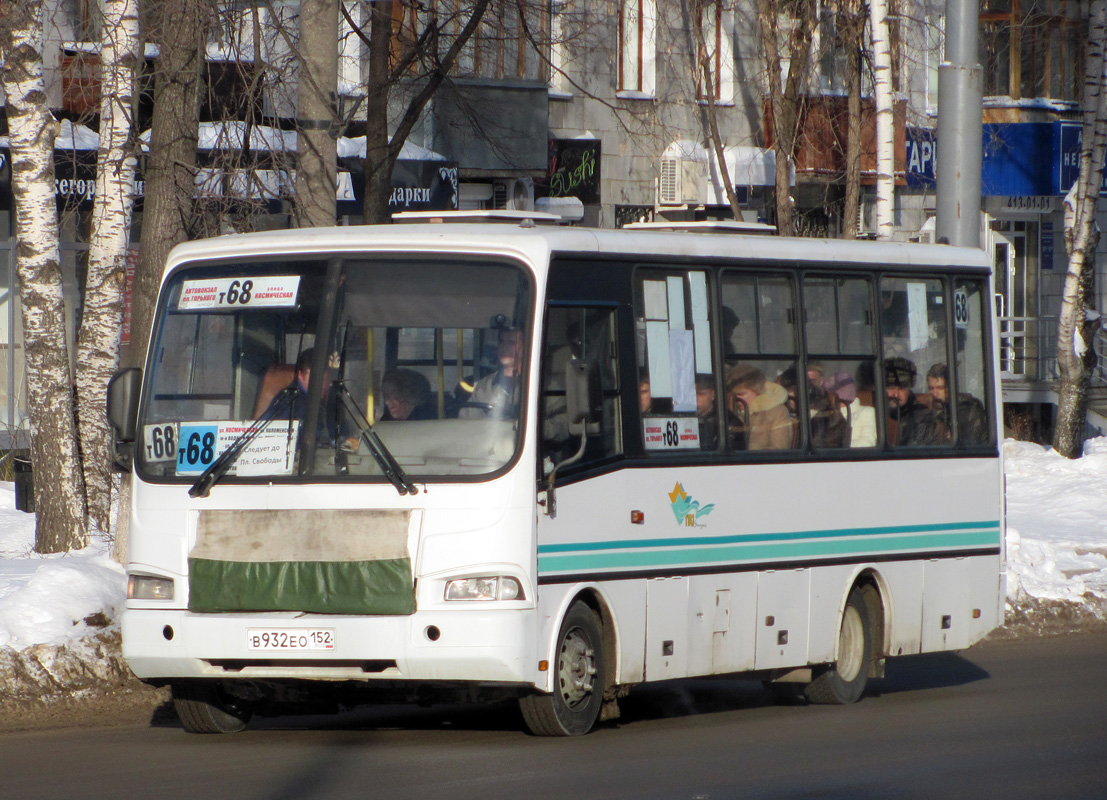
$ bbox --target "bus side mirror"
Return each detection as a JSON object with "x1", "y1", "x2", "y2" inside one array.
[
  {"x1": 565, "y1": 359, "x2": 601, "y2": 435},
  {"x1": 107, "y1": 368, "x2": 142, "y2": 469}
]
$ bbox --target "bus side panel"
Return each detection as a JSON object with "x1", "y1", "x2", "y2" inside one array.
[
  {"x1": 539, "y1": 456, "x2": 1002, "y2": 683},
  {"x1": 921, "y1": 555, "x2": 1001, "y2": 651},
  {"x1": 686, "y1": 573, "x2": 758, "y2": 676},
  {"x1": 753, "y1": 569, "x2": 810, "y2": 671}
]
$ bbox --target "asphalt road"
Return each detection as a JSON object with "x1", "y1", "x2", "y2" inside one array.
[{"x1": 3, "y1": 633, "x2": 1105, "y2": 800}]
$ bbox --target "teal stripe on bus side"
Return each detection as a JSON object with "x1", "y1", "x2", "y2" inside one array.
[
  {"x1": 536, "y1": 519, "x2": 1001, "y2": 555},
  {"x1": 537, "y1": 528, "x2": 1000, "y2": 574}
]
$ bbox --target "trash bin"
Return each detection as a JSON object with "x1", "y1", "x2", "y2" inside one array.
[{"x1": 13, "y1": 453, "x2": 33, "y2": 513}]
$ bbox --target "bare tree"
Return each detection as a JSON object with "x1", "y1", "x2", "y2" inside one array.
[
  {"x1": 0, "y1": 0, "x2": 89, "y2": 553},
  {"x1": 688, "y1": 0, "x2": 742, "y2": 221},
  {"x1": 128, "y1": 0, "x2": 211, "y2": 363},
  {"x1": 355, "y1": 0, "x2": 491, "y2": 224},
  {"x1": 76, "y1": 0, "x2": 140, "y2": 535},
  {"x1": 759, "y1": 0, "x2": 818, "y2": 236},
  {"x1": 839, "y1": 0, "x2": 865, "y2": 238},
  {"x1": 1053, "y1": 0, "x2": 1107, "y2": 458}
]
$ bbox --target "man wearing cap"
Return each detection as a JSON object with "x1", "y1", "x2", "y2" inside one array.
[{"x1": 884, "y1": 356, "x2": 940, "y2": 447}]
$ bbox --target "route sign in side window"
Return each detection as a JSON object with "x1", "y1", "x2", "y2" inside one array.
[{"x1": 634, "y1": 270, "x2": 719, "y2": 453}]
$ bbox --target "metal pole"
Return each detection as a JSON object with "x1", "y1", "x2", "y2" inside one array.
[{"x1": 936, "y1": 0, "x2": 983, "y2": 248}]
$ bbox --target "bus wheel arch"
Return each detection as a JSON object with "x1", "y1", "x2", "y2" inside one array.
[
  {"x1": 520, "y1": 591, "x2": 612, "y2": 736},
  {"x1": 804, "y1": 575, "x2": 885, "y2": 705}
]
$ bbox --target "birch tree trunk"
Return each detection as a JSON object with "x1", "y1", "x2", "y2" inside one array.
[
  {"x1": 77, "y1": 0, "x2": 139, "y2": 535},
  {"x1": 1, "y1": 0, "x2": 89, "y2": 553},
  {"x1": 869, "y1": 0, "x2": 895, "y2": 239},
  {"x1": 1053, "y1": 0, "x2": 1107, "y2": 458},
  {"x1": 295, "y1": 0, "x2": 339, "y2": 228}
]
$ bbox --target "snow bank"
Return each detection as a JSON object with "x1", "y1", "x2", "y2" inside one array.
[
  {"x1": 0, "y1": 485, "x2": 125, "y2": 652},
  {"x1": 1003, "y1": 439, "x2": 1107, "y2": 603}
]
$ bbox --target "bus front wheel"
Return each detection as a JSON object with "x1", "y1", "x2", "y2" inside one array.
[
  {"x1": 804, "y1": 585, "x2": 874, "y2": 705},
  {"x1": 172, "y1": 680, "x2": 253, "y2": 734},
  {"x1": 519, "y1": 601, "x2": 605, "y2": 736}
]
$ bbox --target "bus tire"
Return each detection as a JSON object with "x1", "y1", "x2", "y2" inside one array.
[
  {"x1": 804, "y1": 585, "x2": 873, "y2": 705},
  {"x1": 172, "y1": 680, "x2": 253, "y2": 734},
  {"x1": 519, "y1": 601, "x2": 605, "y2": 736}
]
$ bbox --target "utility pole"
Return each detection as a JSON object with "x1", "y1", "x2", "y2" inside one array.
[{"x1": 936, "y1": 0, "x2": 983, "y2": 248}]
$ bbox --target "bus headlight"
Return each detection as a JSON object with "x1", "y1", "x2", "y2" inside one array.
[
  {"x1": 128, "y1": 574, "x2": 175, "y2": 601},
  {"x1": 444, "y1": 577, "x2": 524, "y2": 602}
]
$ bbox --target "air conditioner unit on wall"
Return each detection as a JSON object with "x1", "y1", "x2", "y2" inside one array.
[
  {"x1": 659, "y1": 157, "x2": 706, "y2": 206},
  {"x1": 492, "y1": 177, "x2": 535, "y2": 211}
]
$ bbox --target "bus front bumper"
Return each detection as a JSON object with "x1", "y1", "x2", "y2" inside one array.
[{"x1": 122, "y1": 607, "x2": 537, "y2": 686}]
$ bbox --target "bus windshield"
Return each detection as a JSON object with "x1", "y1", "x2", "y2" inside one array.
[{"x1": 137, "y1": 255, "x2": 533, "y2": 483}]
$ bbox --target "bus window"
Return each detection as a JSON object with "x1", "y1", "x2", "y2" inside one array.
[
  {"x1": 720, "y1": 272, "x2": 798, "y2": 451},
  {"x1": 928, "y1": 279, "x2": 993, "y2": 446},
  {"x1": 541, "y1": 306, "x2": 622, "y2": 469},
  {"x1": 880, "y1": 276, "x2": 947, "y2": 447},
  {"x1": 635, "y1": 270, "x2": 719, "y2": 453},
  {"x1": 804, "y1": 277, "x2": 878, "y2": 449}
]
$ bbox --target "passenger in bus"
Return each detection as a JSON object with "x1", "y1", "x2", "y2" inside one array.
[
  {"x1": 380, "y1": 368, "x2": 436, "y2": 421},
  {"x1": 884, "y1": 357, "x2": 940, "y2": 446},
  {"x1": 262, "y1": 348, "x2": 341, "y2": 445},
  {"x1": 777, "y1": 365, "x2": 850, "y2": 448},
  {"x1": 460, "y1": 327, "x2": 523, "y2": 419},
  {"x1": 695, "y1": 374, "x2": 719, "y2": 450},
  {"x1": 639, "y1": 378, "x2": 653, "y2": 414},
  {"x1": 725, "y1": 365, "x2": 792, "y2": 450},
  {"x1": 824, "y1": 371, "x2": 877, "y2": 447},
  {"x1": 926, "y1": 363, "x2": 989, "y2": 444}
]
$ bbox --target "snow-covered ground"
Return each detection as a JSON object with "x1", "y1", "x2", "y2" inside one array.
[{"x1": 0, "y1": 438, "x2": 1104, "y2": 658}]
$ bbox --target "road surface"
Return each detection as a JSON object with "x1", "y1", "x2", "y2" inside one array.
[{"x1": 2, "y1": 633, "x2": 1104, "y2": 800}]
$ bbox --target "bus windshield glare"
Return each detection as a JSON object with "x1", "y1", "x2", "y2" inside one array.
[{"x1": 138, "y1": 256, "x2": 533, "y2": 483}]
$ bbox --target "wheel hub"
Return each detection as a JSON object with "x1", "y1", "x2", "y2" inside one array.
[{"x1": 558, "y1": 627, "x2": 596, "y2": 708}]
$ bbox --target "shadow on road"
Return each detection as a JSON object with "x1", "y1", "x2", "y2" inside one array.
[{"x1": 147, "y1": 650, "x2": 991, "y2": 737}]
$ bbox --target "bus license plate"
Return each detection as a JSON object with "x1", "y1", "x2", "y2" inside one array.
[{"x1": 246, "y1": 628, "x2": 336, "y2": 651}]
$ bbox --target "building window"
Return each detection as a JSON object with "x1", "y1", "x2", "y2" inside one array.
[
  {"x1": 458, "y1": 0, "x2": 552, "y2": 82},
  {"x1": 694, "y1": 0, "x2": 734, "y2": 103},
  {"x1": 980, "y1": 0, "x2": 1085, "y2": 102},
  {"x1": 619, "y1": 0, "x2": 656, "y2": 96}
]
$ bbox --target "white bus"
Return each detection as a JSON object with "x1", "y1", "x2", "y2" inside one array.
[{"x1": 109, "y1": 220, "x2": 1005, "y2": 735}]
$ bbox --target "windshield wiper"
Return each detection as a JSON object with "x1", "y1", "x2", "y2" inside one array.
[
  {"x1": 188, "y1": 386, "x2": 298, "y2": 499},
  {"x1": 334, "y1": 384, "x2": 419, "y2": 496}
]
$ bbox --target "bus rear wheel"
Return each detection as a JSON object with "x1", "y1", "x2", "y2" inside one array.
[
  {"x1": 804, "y1": 585, "x2": 874, "y2": 705},
  {"x1": 519, "y1": 601, "x2": 605, "y2": 736},
  {"x1": 172, "y1": 680, "x2": 253, "y2": 734}
]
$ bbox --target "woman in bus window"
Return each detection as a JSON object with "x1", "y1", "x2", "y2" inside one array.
[{"x1": 726, "y1": 365, "x2": 792, "y2": 450}]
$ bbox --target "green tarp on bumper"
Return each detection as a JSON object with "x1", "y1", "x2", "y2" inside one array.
[{"x1": 188, "y1": 556, "x2": 415, "y2": 615}]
